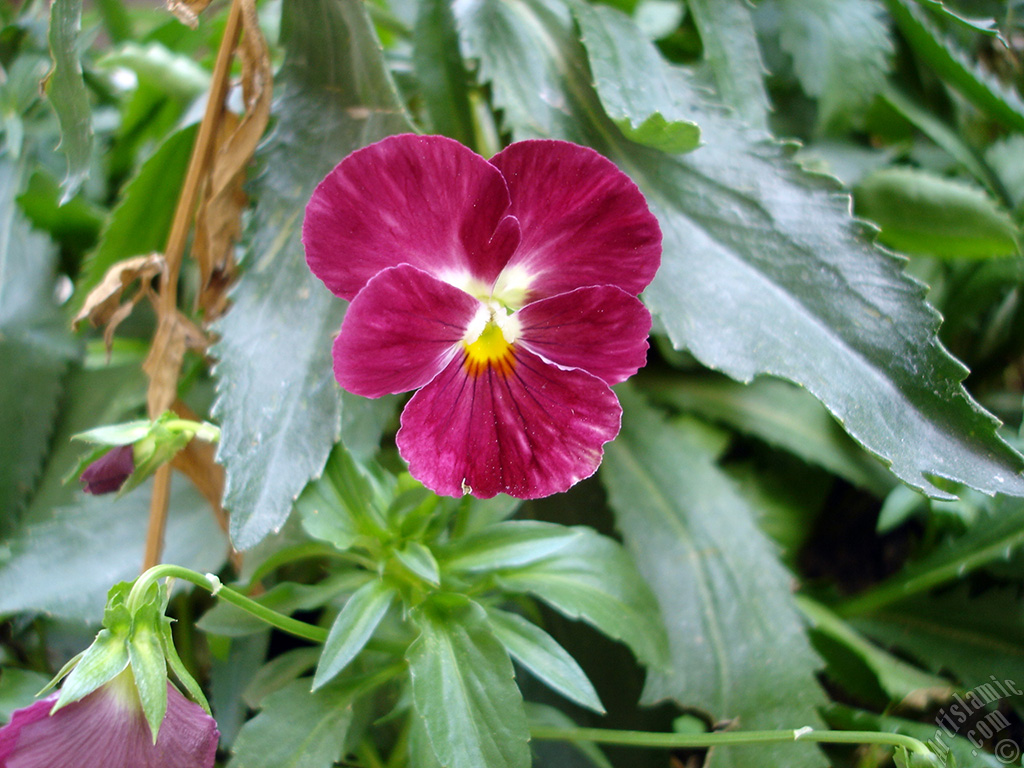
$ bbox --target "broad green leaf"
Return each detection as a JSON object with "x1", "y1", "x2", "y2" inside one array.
[
  {"x1": 0, "y1": 159, "x2": 75, "y2": 531},
  {"x1": 78, "y1": 125, "x2": 196, "y2": 297},
  {"x1": 212, "y1": 0, "x2": 414, "y2": 550},
  {"x1": 855, "y1": 167, "x2": 1019, "y2": 258},
  {"x1": 414, "y1": 0, "x2": 475, "y2": 145},
  {"x1": 486, "y1": 607, "x2": 604, "y2": 713},
  {"x1": 855, "y1": 586, "x2": 1024, "y2": 702},
  {"x1": 209, "y1": 634, "x2": 270, "y2": 747},
  {"x1": 441, "y1": 520, "x2": 585, "y2": 573},
  {"x1": 407, "y1": 597, "x2": 531, "y2": 768},
  {"x1": 777, "y1": 0, "x2": 892, "y2": 130},
  {"x1": 824, "y1": 704, "x2": 1001, "y2": 768},
  {"x1": 576, "y1": 2, "x2": 700, "y2": 153},
  {"x1": 458, "y1": 0, "x2": 1024, "y2": 501},
  {"x1": 294, "y1": 442, "x2": 391, "y2": 550},
  {"x1": 882, "y1": 0, "x2": 1024, "y2": 133},
  {"x1": 228, "y1": 677, "x2": 358, "y2": 768},
  {"x1": 684, "y1": 0, "x2": 770, "y2": 130},
  {"x1": 314, "y1": 579, "x2": 394, "y2": 689},
  {"x1": 797, "y1": 596, "x2": 950, "y2": 705},
  {"x1": 840, "y1": 496, "x2": 1024, "y2": 617},
  {"x1": 494, "y1": 524, "x2": 668, "y2": 671},
  {"x1": 45, "y1": 0, "x2": 92, "y2": 200},
  {"x1": 602, "y1": 389, "x2": 828, "y2": 768},
  {"x1": 0, "y1": 475, "x2": 227, "y2": 622},
  {"x1": 642, "y1": 374, "x2": 895, "y2": 495}
]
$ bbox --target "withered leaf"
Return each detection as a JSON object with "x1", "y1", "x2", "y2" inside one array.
[
  {"x1": 72, "y1": 253, "x2": 166, "y2": 352},
  {"x1": 166, "y1": 0, "x2": 213, "y2": 28},
  {"x1": 143, "y1": 311, "x2": 208, "y2": 416}
]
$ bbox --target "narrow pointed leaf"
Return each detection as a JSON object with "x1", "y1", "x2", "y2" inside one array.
[
  {"x1": 407, "y1": 598, "x2": 531, "y2": 768},
  {"x1": 414, "y1": 0, "x2": 475, "y2": 144},
  {"x1": 212, "y1": 0, "x2": 413, "y2": 549},
  {"x1": 46, "y1": 0, "x2": 92, "y2": 199},
  {"x1": 441, "y1": 521, "x2": 585, "y2": 573},
  {"x1": 313, "y1": 580, "x2": 395, "y2": 689},
  {"x1": 487, "y1": 607, "x2": 604, "y2": 713},
  {"x1": 602, "y1": 389, "x2": 828, "y2": 768}
]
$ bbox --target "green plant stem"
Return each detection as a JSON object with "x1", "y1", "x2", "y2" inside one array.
[
  {"x1": 530, "y1": 725, "x2": 933, "y2": 756},
  {"x1": 127, "y1": 564, "x2": 328, "y2": 643}
]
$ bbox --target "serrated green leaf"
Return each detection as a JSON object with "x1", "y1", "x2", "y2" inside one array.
[
  {"x1": 643, "y1": 374, "x2": 895, "y2": 495},
  {"x1": 313, "y1": 579, "x2": 394, "y2": 689},
  {"x1": 0, "y1": 475, "x2": 227, "y2": 622},
  {"x1": 45, "y1": 0, "x2": 92, "y2": 200},
  {"x1": 777, "y1": 0, "x2": 892, "y2": 130},
  {"x1": 414, "y1": 0, "x2": 474, "y2": 145},
  {"x1": 883, "y1": 0, "x2": 1024, "y2": 133},
  {"x1": 458, "y1": 0, "x2": 1024, "y2": 501},
  {"x1": 602, "y1": 388, "x2": 828, "y2": 768},
  {"x1": 575, "y1": 3, "x2": 700, "y2": 153},
  {"x1": 855, "y1": 167, "x2": 1019, "y2": 258},
  {"x1": 212, "y1": 0, "x2": 413, "y2": 550},
  {"x1": 441, "y1": 520, "x2": 585, "y2": 574},
  {"x1": 684, "y1": 0, "x2": 770, "y2": 130},
  {"x1": 494, "y1": 524, "x2": 668, "y2": 671},
  {"x1": 128, "y1": 621, "x2": 168, "y2": 742},
  {"x1": 77, "y1": 125, "x2": 195, "y2": 297},
  {"x1": 407, "y1": 597, "x2": 530, "y2": 768},
  {"x1": 228, "y1": 677, "x2": 359, "y2": 768},
  {"x1": 486, "y1": 607, "x2": 604, "y2": 714},
  {"x1": 0, "y1": 159, "x2": 75, "y2": 531}
]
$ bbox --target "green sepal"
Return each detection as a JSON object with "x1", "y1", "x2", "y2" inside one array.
[
  {"x1": 160, "y1": 616, "x2": 211, "y2": 714},
  {"x1": 128, "y1": 617, "x2": 168, "y2": 742},
  {"x1": 53, "y1": 628, "x2": 130, "y2": 710},
  {"x1": 37, "y1": 650, "x2": 85, "y2": 697}
]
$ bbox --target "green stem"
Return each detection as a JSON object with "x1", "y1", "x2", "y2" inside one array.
[
  {"x1": 127, "y1": 564, "x2": 328, "y2": 644},
  {"x1": 530, "y1": 726, "x2": 934, "y2": 757}
]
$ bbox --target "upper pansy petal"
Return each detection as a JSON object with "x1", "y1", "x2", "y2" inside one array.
[
  {"x1": 517, "y1": 286, "x2": 651, "y2": 385},
  {"x1": 333, "y1": 265, "x2": 480, "y2": 398},
  {"x1": 397, "y1": 347, "x2": 621, "y2": 499},
  {"x1": 303, "y1": 134, "x2": 519, "y2": 300},
  {"x1": 489, "y1": 140, "x2": 661, "y2": 301}
]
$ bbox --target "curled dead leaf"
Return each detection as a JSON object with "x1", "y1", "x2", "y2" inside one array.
[
  {"x1": 143, "y1": 311, "x2": 209, "y2": 416},
  {"x1": 72, "y1": 253, "x2": 166, "y2": 353}
]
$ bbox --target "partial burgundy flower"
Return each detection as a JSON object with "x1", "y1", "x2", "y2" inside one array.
[
  {"x1": 303, "y1": 134, "x2": 661, "y2": 499},
  {"x1": 0, "y1": 673, "x2": 218, "y2": 768},
  {"x1": 79, "y1": 445, "x2": 135, "y2": 495}
]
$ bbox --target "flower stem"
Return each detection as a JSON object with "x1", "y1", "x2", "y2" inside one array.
[
  {"x1": 529, "y1": 725, "x2": 934, "y2": 757},
  {"x1": 128, "y1": 564, "x2": 328, "y2": 643}
]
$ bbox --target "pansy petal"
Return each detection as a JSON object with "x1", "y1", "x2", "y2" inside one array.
[
  {"x1": 517, "y1": 286, "x2": 651, "y2": 385},
  {"x1": 333, "y1": 265, "x2": 480, "y2": 397},
  {"x1": 0, "y1": 683, "x2": 217, "y2": 768},
  {"x1": 490, "y1": 140, "x2": 661, "y2": 301},
  {"x1": 303, "y1": 134, "x2": 519, "y2": 300},
  {"x1": 397, "y1": 348, "x2": 621, "y2": 499}
]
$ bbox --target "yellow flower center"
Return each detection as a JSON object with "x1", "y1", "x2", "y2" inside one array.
[{"x1": 463, "y1": 304, "x2": 519, "y2": 378}]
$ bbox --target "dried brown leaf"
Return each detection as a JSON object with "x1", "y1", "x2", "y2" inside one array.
[
  {"x1": 143, "y1": 311, "x2": 208, "y2": 415},
  {"x1": 193, "y1": 0, "x2": 272, "y2": 319},
  {"x1": 167, "y1": 0, "x2": 213, "y2": 28},
  {"x1": 72, "y1": 253, "x2": 165, "y2": 352}
]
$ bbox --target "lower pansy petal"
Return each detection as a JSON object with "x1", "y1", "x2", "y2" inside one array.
[
  {"x1": 489, "y1": 140, "x2": 661, "y2": 302},
  {"x1": 517, "y1": 286, "x2": 651, "y2": 385},
  {"x1": 397, "y1": 347, "x2": 621, "y2": 499},
  {"x1": 333, "y1": 265, "x2": 480, "y2": 398}
]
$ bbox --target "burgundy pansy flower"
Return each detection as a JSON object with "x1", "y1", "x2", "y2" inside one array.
[
  {"x1": 0, "y1": 673, "x2": 218, "y2": 768},
  {"x1": 79, "y1": 445, "x2": 135, "y2": 495},
  {"x1": 303, "y1": 134, "x2": 661, "y2": 499}
]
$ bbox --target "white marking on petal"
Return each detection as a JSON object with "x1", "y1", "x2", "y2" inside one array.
[{"x1": 492, "y1": 264, "x2": 535, "y2": 309}]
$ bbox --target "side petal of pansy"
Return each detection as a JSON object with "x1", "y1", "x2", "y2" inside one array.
[
  {"x1": 333, "y1": 265, "x2": 481, "y2": 398},
  {"x1": 303, "y1": 134, "x2": 520, "y2": 301},
  {"x1": 397, "y1": 348, "x2": 622, "y2": 499},
  {"x1": 517, "y1": 285, "x2": 652, "y2": 385},
  {"x1": 489, "y1": 139, "x2": 661, "y2": 302}
]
